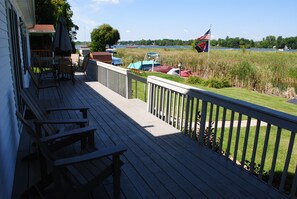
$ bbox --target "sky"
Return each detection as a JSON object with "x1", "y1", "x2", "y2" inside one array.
[{"x1": 68, "y1": 0, "x2": 297, "y2": 42}]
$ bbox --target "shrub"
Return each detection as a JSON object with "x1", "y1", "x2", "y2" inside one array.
[
  {"x1": 204, "y1": 78, "x2": 230, "y2": 89},
  {"x1": 186, "y1": 76, "x2": 204, "y2": 85}
]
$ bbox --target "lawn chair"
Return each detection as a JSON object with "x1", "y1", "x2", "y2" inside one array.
[
  {"x1": 16, "y1": 111, "x2": 127, "y2": 199},
  {"x1": 21, "y1": 88, "x2": 94, "y2": 148},
  {"x1": 74, "y1": 52, "x2": 90, "y2": 80},
  {"x1": 71, "y1": 53, "x2": 80, "y2": 67},
  {"x1": 25, "y1": 65, "x2": 62, "y2": 100}
]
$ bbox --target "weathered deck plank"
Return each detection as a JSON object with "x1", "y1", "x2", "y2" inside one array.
[{"x1": 12, "y1": 75, "x2": 289, "y2": 199}]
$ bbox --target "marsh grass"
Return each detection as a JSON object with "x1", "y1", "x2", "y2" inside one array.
[{"x1": 118, "y1": 48, "x2": 297, "y2": 96}]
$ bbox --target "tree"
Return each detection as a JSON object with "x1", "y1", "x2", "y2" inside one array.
[
  {"x1": 90, "y1": 24, "x2": 120, "y2": 52},
  {"x1": 35, "y1": 0, "x2": 79, "y2": 43}
]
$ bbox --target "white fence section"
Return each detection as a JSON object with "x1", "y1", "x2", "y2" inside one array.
[{"x1": 87, "y1": 60, "x2": 131, "y2": 98}]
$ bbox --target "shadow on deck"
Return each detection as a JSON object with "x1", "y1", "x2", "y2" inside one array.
[{"x1": 12, "y1": 74, "x2": 288, "y2": 199}]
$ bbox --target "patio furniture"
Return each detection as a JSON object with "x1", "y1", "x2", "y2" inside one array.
[
  {"x1": 25, "y1": 65, "x2": 62, "y2": 100},
  {"x1": 71, "y1": 53, "x2": 80, "y2": 66},
  {"x1": 74, "y1": 52, "x2": 90, "y2": 79},
  {"x1": 59, "y1": 56, "x2": 75, "y2": 83},
  {"x1": 20, "y1": 88, "x2": 94, "y2": 148},
  {"x1": 16, "y1": 111, "x2": 127, "y2": 199}
]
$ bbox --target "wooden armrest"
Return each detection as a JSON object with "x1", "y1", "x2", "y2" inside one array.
[
  {"x1": 54, "y1": 145, "x2": 127, "y2": 167},
  {"x1": 40, "y1": 125, "x2": 96, "y2": 142},
  {"x1": 46, "y1": 107, "x2": 89, "y2": 118},
  {"x1": 46, "y1": 107, "x2": 89, "y2": 112},
  {"x1": 34, "y1": 118, "x2": 88, "y2": 125}
]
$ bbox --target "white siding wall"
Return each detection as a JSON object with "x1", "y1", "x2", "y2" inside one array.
[{"x1": 0, "y1": 0, "x2": 21, "y2": 198}]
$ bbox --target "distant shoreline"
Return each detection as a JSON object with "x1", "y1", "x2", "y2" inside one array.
[{"x1": 75, "y1": 44, "x2": 297, "y2": 53}]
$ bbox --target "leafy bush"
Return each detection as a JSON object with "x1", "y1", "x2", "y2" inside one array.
[
  {"x1": 186, "y1": 76, "x2": 204, "y2": 84},
  {"x1": 204, "y1": 78, "x2": 231, "y2": 88}
]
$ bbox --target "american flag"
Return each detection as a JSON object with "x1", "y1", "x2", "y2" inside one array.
[
  {"x1": 195, "y1": 29, "x2": 211, "y2": 53},
  {"x1": 196, "y1": 29, "x2": 211, "y2": 41}
]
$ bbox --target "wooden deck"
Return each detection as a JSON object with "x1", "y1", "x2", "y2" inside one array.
[{"x1": 12, "y1": 74, "x2": 289, "y2": 199}]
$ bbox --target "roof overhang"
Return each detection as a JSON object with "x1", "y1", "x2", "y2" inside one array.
[
  {"x1": 29, "y1": 24, "x2": 55, "y2": 34},
  {"x1": 11, "y1": 0, "x2": 35, "y2": 28}
]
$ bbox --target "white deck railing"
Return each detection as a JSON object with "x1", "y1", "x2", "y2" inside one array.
[
  {"x1": 147, "y1": 76, "x2": 297, "y2": 197},
  {"x1": 87, "y1": 60, "x2": 131, "y2": 98},
  {"x1": 86, "y1": 60, "x2": 297, "y2": 197},
  {"x1": 87, "y1": 59, "x2": 147, "y2": 100}
]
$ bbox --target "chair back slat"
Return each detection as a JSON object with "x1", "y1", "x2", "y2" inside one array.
[
  {"x1": 16, "y1": 111, "x2": 54, "y2": 161},
  {"x1": 21, "y1": 89, "x2": 57, "y2": 134},
  {"x1": 25, "y1": 65, "x2": 40, "y2": 88}
]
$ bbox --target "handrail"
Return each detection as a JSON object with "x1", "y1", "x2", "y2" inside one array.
[
  {"x1": 87, "y1": 59, "x2": 147, "y2": 100},
  {"x1": 147, "y1": 75, "x2": 297, "y2": 197}
]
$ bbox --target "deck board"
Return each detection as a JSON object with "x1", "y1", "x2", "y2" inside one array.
[{"x1": 12, "y1": 74, "x2": 288, "y2": 199}]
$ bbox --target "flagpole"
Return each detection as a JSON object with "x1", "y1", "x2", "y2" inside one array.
[{"x1": 207, "y1": 24, "x2": 211, "y2": 76}]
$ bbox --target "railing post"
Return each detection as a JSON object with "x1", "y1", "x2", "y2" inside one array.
[
  {"x1": 147, "y1": 82, "x2": 152, "y2": 112},
  {"x1": 126, "y1": 71, "x2": 132, "y2": 99}
]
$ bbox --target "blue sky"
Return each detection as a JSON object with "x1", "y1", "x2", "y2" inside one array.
[{"x1": 68, "y1": 0, "x2": 297, "y2": 42}]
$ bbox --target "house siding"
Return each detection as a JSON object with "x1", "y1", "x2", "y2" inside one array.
[{"x1": 0, "y1": 0, "x2": 21, "y2": 198}]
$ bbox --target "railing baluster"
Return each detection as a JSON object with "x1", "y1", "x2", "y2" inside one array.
[
  {"x1": 226, "y1": 111, "x2": 235, "y2": 159},
  {"x1": 176, "y1": 93, "x2": 181, "y2": 130},
  {"x1": 166, "y1": 90, "x2": 171, "y2": 124},
  {"x1": 184, "y1": 95, "x2": 190, "y2": 135},
  {"x1": 155, "y1": 86, "x2": 160, "y2": 117},
  {"x1": 180, "y1": 95, "x2": 185, "y2": 131},
  {"x1": 173, "y1": 92, "x2": 177, "y2": 127},
  {"x1": 233, "y1": 113, "x2": 242, "y2": 164},
  {"x1": 219, "y1": 108, "x2": 227, "y2": 154},
  {"x1": 144, "y1": 83, "x2": 147, "y2": 102},
  {"x1": 259, "y1": 123, "x2": 271, "y2": 179},
  {"x1": 135, "y1": 79, "x2": 138, "y2": 99},
  {"x1": 189, "y1": 97, "x2": 194, "y2": 137},
  {"x1": 268, "y1": 127, "x2": 282, "y2": 185},
  {"x1": 193, "y1": 98, "x2": 199, "y2": 140},
  {"x1": 199, "y1": 101, "x2": 207, "y2": 145},
  {"x1": 212, "y1": 105, "x2": 220, "y2": 152},
  {"x1": 289, "y1": 165, "x2": 297, "y2": 198},
  {"x1": 147, "y1": 83, "x2": 152, "y2": 113},
  {"x1": 241, "y1": 116, "x2": 251, "y2": 167},
  {"x1": 160, "y1": 87, "x2": 165, "y2": 120},
  {"x1": 250, "y1": 120, "x2": 261, "y2": 174},
  {"x1": 279, "y1": 131, "x2": 296, "y2": 192},
  {"x1": 206, "y1": 103, "x2": 213, "y2": 148}
]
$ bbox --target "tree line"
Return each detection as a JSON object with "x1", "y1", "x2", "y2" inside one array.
[{"x1": 119, "y1": 36, "x2": 297, "y2": 49}]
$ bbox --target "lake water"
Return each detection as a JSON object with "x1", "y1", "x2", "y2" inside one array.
[
  {"x1": 115, "y1": 45, "x2": 297, "y2": 52},
  {"x1": 76, "y1": 45, "x2": 297, "y2": 53}
]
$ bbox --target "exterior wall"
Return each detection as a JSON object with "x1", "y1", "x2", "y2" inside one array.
[{"x1": 0, "y1": 0, "x2": 30, "y2": 198}]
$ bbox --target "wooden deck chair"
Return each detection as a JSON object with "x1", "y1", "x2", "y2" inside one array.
[
  {"x1": 21, "y1": 88, "x2": 94, "y2": 147},
  {"x1": 71, "y1": 53, "x2": 80, "y2": 67},
  {"x1": 25, "y1": 65, "x2": 62, "y2": 100},
  {"x1": 16, "y1": 111, "x2": 127, "y2": 199},
  {"x1": 74, "y1": 52, "x2": 90, "y2": 80}
]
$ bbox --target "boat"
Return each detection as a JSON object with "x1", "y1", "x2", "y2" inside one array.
[
  {"x1": 105, "y1": 48, "x2": 123, "y2": 66},
  {"x1": 128, "y1": 52, "x2": 161, "y2": 71}
]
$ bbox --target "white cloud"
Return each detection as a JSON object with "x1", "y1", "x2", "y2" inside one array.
[
  {"x1": 92, "y1": 0, "x2": 120, "y2": 4},
  {"x1": 126, "y1": 30, "x2": 131, "y2": 33},
  {"x1": 183, "y1": 29, "x2": 189, "y2": 33}
]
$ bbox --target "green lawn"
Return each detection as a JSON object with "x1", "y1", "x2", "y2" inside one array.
[{"x1": 133, "y1": 71, "x2": 297, "y2": 116}]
